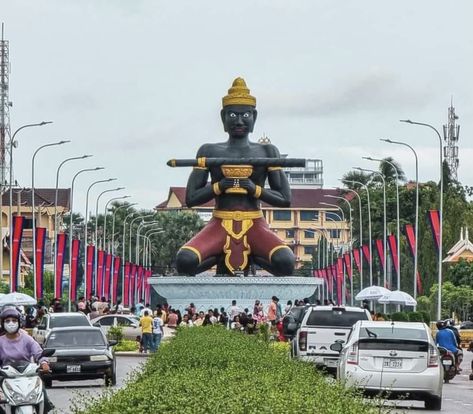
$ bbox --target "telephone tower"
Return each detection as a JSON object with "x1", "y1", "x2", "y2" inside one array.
[
  {"x1": 443, "y1": 100, "x2": 460, "y2": 181},
  {"x1": 0, "y1": 23, "x2": 11, "y2": 188}
]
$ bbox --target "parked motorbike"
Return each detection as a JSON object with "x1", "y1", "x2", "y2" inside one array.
[
  {"x1": 438, "y1": 346, "x2": 457, "y2": 383},
  {"x1": 0, "y1": 349, "x2": 54, "y2": 414}
]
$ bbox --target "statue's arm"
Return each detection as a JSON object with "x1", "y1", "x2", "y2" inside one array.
[
  {"x1": 185, "y1": 145, "x2": 214, "y2": 207},
  {"x1": 259, "y1": 145, "x2": 291, "y2": 208}
]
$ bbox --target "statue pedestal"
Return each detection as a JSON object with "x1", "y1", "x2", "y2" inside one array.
[{"x1": 148, "y1": 276, "x2": 324, "y2": 313}]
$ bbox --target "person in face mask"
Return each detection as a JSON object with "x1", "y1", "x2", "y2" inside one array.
[{"x1": 0, "y1": 307, "x2": 54, "y2": 411}]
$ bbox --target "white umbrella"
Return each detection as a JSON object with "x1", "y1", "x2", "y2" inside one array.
[
  {"x1": 0, "y1": 292, "x2": 37, "y2": 306},
  {"x1": 378, "y1": 290, "x2": 417, "y2": 306},
  {"x1": 355, "y1": 285, "x2": 391, "y2": 301}
]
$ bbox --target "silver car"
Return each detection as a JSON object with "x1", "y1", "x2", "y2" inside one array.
[
  {"x1": 91, "y1": 314, "x2": 141, "y2": 340},
  {"x1": 334, "y1": 321, "x2": 443, "y2": 410},
  {"x1": 32, "y1": 312, "x2": 92, "y2": 345}
]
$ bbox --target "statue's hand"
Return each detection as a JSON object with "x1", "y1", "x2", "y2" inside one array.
[
  {"x1": 217, "y1": 178, "x2": 236, "y2": 192},
  {"x1": 238, "y1": 178, "x2": 257, "y2": 194}
]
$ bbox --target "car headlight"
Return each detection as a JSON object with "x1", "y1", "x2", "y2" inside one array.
[
  {"x1": 90, "y1": 355, "x2": 108, "y2": 361},
  {"x1": 48, "y1": 357, "x2": 57, "y2": 363}
]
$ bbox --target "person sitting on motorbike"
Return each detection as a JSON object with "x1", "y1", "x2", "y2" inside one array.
[
  {"x1": 0, "y1": 307, "x2": 54, "y2": 412},
  {"x1": 436, "y1": 320, "x2": 461, "y2": 373}
]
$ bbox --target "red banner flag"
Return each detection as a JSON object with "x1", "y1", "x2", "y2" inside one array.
[
  {"x1": 327, "y1": 267, "x2": 333, "y2": 299},
  {"x1": 55, "y1": 233, "x2": 68, "y2": 298},
  {"x1": 96, "y1": 250, "x2": 105, "y2": 298},
  {"x1": 375, "y1": 239, "x2": 385, "y2": 271},
  {"x1": 343, "y1": 253, "x2": 352, "y2": 279},
  {"x1": 337, "y1": 257, "x2": 344, "y2": 305},
  {"x1": 404, "y1": 224, "x2": 423, "y2": 295},
  {"x1": 35, "y1": 227, "x2": 46, "y2": 299},
  {"x1": 11, "y1": 216, "x2": 24, "y2": 292},
  {"x1": 104, "y1": 254, "x2": 113, "y2": 300},
  {"x1": 123, "y1": 262, "x2": 131, "y2": 306},
  {"x1": 70, "y1": 239, "x2": 81, "y2": 303},
  {"x1": 86, "y1": 245, "x2": 95, "y2": 299},
  {"x1": 353, "y1": 248, "x2": 362, "y2": 273},
  {"x1": 362, "y1": 244, "x2": 371, "y2": 264},
  {"x1": 112, "y1": 256, "x2": 121, "y2": 304},
  {"x1": 130, "y1": 264, "x2": 137, "y2": 305},
  {"x1": 387, "y1": 234, "x2": 399, "y2": 276},
  {"x1": 428, "y1": 210, "x2": 441, "y2": 252}
]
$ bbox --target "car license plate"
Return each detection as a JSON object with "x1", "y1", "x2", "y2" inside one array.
[
  {"x1": 325, "y1": 359, "x2": 338, "y2": 367},
  {"x1": 442, "y1": 359, "x2": 453, "y2": 366},
  {"x1": 66, "y1": 365, "x2": 81, "y2": 373},
  {"x1": 383, "y1": 358, "x2": 402, "y2": 369}
]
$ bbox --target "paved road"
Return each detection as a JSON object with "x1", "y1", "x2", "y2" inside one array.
[{"x1": 48, "y1": 356, "x2": 147, "y2": 414}]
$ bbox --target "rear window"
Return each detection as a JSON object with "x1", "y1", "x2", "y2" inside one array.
[
  {"x1": 359, "y1": 339, "x2": 429, "y2": 352},
  {"x1": 359, "y1": 327, "x2": 428, "y2": 341},
  {"x1": 50, "y1": 315, "x2": 90, "y2": 328},
  {"x1": 306, "y1": 309, "x2": 368, "y2": 327}
]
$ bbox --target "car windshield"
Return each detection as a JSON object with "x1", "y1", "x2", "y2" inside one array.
[
  {"x1": 359, "y1": 326, "x2": 428, "y2": 341},
  {"x1": 306, "y1": 309, "x2": 368, "y2": 327},
  {"x1": 45, "y1": 331, "x2": 106, "y2": 348},
  {"x1": 50, "y1": 316, "x2": 90, "y2": 328}
]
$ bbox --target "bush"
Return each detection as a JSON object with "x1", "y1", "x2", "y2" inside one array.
[
  {"x1": 114, "y1": 340, "x2": 139, "y2": 352},
  {"x1": 390, "y1": 312, "x2": 409, "y2": 321},
  {"x1": 75, "y1": 326, "x2": 378, "y2": 414},
  {"x1": 407, "y1": 311, "x2": 424, "y2": 322},
  {"x1": 107, "y1": 325, "x2": 124, "y2": 342}
]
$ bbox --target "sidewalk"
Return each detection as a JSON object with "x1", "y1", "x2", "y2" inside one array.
[{"x1": 115, "y1": 326, "x2": 175, "y2": 357}]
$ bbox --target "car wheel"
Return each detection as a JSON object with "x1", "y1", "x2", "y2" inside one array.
[
  {"x1": 424, "y1": 396, "x2": 442, "y2": 410},
  {"x1": 43, "y1": 378, "x2": 52, "y2": 388},
  {"x1": 105, "y1": 366, "x2": 117, "y2": 386}
]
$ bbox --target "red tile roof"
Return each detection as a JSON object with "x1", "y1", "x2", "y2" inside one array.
[{"x1": 1, "y1": 188, "x2": 71, "y2": 209}]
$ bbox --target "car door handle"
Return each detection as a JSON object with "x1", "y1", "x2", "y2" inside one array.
[{"x1": 334, "y1": 332, "x2": 346, "y2": 336}]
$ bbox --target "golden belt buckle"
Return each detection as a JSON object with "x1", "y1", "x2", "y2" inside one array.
[{"x1": 234, "y1": 212, "x2": 243, "y2": 221}]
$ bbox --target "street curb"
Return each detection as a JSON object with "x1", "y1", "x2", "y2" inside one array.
[{"x1": 115, "y1": 352, "x2": 152, "y2": 357}]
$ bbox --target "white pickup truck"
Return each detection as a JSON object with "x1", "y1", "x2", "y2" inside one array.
[{"x1": 291, "y1": 306, "x2": 371, "y2": 371}]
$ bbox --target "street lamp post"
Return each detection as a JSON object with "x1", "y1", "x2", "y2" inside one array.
[
  {"x1": 326, "y1": 195, "x2": 354, "y2": 305},
  {"x1": 121, "y1": 211, "x2": 139, "y2": 302},
  {"x1": 8, "y1": 121, "x2": 52, "y2": 291},
  {"x1": 31, "y1": 140, "x2": 69, "y2": 298},
  {"x1": 355, "y1": 167, "x2": 387, "y2": 292},
  {"x1": 103, "y1": 195, "x2": 130, "y2": 251},
  {"x1": 400, "y1": 119, "x2": 443, "y2": 319},
  {"x1": 54, "y1": 155, "x2": 92, "y2": 286},
  {"x1": 136, "y1": 222, "x2": 162, "y2": 265},
  {"x1": 65, "y1": 167, "x2": 103, "y2": 306},
  {"x1": 94, "y1": 187, "x2": 125, "y2": 284},
  {"x1": 381, "y1": 138, "x2": 419, "y2": 305},
  {"x1": 128, "y1": 215, "x2": 155, "y2": 265},
  {"x1": 363, "y1": 156, "x2": 401, "y2": 293},
  {"x1": 111, "y1": 203, "x2": 137, "y2": 255}
]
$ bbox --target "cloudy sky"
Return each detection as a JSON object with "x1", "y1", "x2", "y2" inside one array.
[{"x1": 2, "y1": 0, "x2": 472, "y2": 214}]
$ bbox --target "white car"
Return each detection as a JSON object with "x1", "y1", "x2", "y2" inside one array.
[
  {"x1": 334, "y1": 321, "x2": 443, "y2": 410},
  {"x1": 32, "y1": 312, "x2": 92, "y2": 345},
  {"x1": 91, "y1": 314, "x2": 141, "y2": 340}
]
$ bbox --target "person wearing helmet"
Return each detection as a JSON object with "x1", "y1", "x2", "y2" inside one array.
[
  {"x1": 436, "y1": 319, "x2": 461, "y2": 373},
  {"x1": 0, "y1": 308, "x2": 54, "y2": 412}
]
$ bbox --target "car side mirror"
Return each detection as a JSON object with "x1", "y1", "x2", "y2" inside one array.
[
  {"x1": 42, "y1": 348, "x2": 55, "y2": 358},
  {"x1": 93, "y1": 322, "x2": 101, "y2": 328},
  {"x1": 330, "y1": 342, "x2": 343, "y2": 353},
  {"x1": 108, "y1": 340, "x2": 118, "y2": 347}
]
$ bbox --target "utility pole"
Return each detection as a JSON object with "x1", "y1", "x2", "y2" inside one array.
[
  {"x1": 443, "y1": 100, "x2": 460, "y2": 181},
  {"x1": 0, "y1": 23, "x2": 12, "y2": 285}
]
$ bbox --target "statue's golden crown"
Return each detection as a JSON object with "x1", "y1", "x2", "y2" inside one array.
[{"x1": 222, "y1": 77, "x2": 256, "y2": 108}]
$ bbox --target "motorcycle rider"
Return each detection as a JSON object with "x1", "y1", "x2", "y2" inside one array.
[
  {"x1": 0, "y1": 307, "x2": 54, "y2": 412},
  {"x1": 436, "y1": 320, "x2": 461, "y2": 373},
  {"x1": 445, "y1": 319, "x2": 463, "y2": 371}
]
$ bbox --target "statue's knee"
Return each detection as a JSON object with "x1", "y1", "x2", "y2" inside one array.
[
  {"x1": 176, "y1": 249, "x2": 200, "y2": 275},
  {"x1": 271, "y1": 248, "x2": 295, "y2": 275}
]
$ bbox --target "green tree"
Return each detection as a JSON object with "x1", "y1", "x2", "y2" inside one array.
[
  {"x1": 379, "y1": 157, "x2": 406, "y2": 183},
  {"x1": 446, "y1": 259, "x2": 473, "y2": 286}
]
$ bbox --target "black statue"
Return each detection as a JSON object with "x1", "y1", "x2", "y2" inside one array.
[{"x1": 172, "y1": 77, "x2": 300, "y2": 276}]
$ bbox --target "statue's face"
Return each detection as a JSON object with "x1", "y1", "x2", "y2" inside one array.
[{"x1": 221, "y1": 105, "x2": 257, "y2": 137}]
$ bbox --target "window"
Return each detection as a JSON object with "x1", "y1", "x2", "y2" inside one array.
[
  {"x1": 286, "y1": 229, "x2": 295, "y2": 239},
  {"x1": 306, "y1": 309, "x2": 369, "y2": 327},
  {"x1": 300, "y1": 210, "x2": 319, "y2": 221},
  {"x1": 97, "y1": 317, "x2": 114, "y2": 327},
  {"x1": 304, "y1": 246, "x2": 315, "y2": 255},
  {"x1": 326, "y1": 211, "x2": 342, "y2": 221},
  {"x1": 304, "y1": 230, "x2": 314, "y2": 239},
  {"x1": 329, "y1": 229, "x2": 341, "y2": 239},
  {"x1": 273, "y1": 210, "x2": 291, "y2": 221}
]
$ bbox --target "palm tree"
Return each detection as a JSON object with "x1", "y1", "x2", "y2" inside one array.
[
  {"x1": 341, "y1": 170, "x2": 371, "y2": 189},
  {"x1": 379, "y1": 157, "x2": 406, "y2": 182}
]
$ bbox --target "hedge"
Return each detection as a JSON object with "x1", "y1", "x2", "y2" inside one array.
[{"x1": 75, "y1": 326, "x2": 378, "y2": 414}]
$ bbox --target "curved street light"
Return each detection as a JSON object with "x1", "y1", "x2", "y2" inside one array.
[
  {"x1": 31, "y1": 140, "x2": 70, "y2": 298},
  {"x1": 400, "y1": 119, "x2": 443, "y2": 319},
  {"x1": 103, "y1": 195, "x2": 130, "y2": 251},
  {"x1": 7, "y1": 121, "x2": 52, "y2": 291},
  {"x1": 381, "y1": 138, "x2": 419, "y2": 305},
  {"x1": 111, "y1": 203, "x2": 137, "y2": 255},
  {"x1": 54, "y1": 155, "x2": 92, "y2": 281}
]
